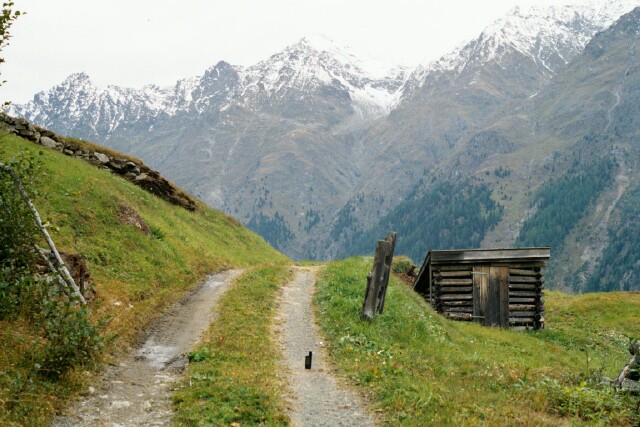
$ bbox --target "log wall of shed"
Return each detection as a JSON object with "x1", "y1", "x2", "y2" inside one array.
[{"x1": 429, "y1": 263, "x2": 545, "y2": 329}]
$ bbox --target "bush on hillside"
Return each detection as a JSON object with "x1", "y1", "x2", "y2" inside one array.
[
  {"x1": 0, "y1": 150, "x2": 105, "y2": 378},
  {"x1": 391, "y1": 256, "x2": 416, "y2": 276},
  {"x1": 0, "y1": 150, "x2": 40, "y2": 268}
]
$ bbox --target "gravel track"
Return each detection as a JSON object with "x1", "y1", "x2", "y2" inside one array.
[
  {"x1": 276, "y1": 267, "x2": 374, "y2": 427},
  {"x1": 52, "y1": 269, "x2": 243, "y2": 427}
]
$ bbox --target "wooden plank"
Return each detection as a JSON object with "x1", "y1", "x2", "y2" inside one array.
[
  {"x1": 510, "y1": 318, "x2": 535, "y2": 325},
  {"x1": 509, "y1": 297, "x2": 536, "y2": 304},
  {"x1": 501, "y1": 262, "x2": 546, "y2": 268},
  {"x1": 486, "y1": 267, "x2": 500, "y2": 326},
  {"x1": 509, "y1": 304, "x2": 536, "y2": 311},
  {"x1": 444, "y1": 307, "x2": 474, "y2": 313},
  {"x1": 435, "y1": 278, "x2": 474, "y2": 286},
  {"x1": 509, "y1": 276, "x2": 544, "y2": 284},
  {"x1": 440, "y1": 286, "x2": 473, "y2": 293},
  {"x1": 509, "y1": 268, "x2": 540, "y2": 277},
  {"x1": 509, "y1": 284, "x2": 537, "y2": 291},
  {"x1": 441, "y1": 301, "x2": 474, "y2": 307},
  {"x1": 378, "y1": 231, "x2": 397, "y2": 314},
  {"x1": 440, "y1": 294, "x2": 474, "y2": 301},
  {"x1": 509, "y1": 268, "x2": 535, "y2": 275},
  {"x1": 444, "y1": 312, "x2": 472, "y2": 320},
  {"x1": 510, "y1": 311, "x2": 536, "y2": 317},
  {"x1": 436, "y1": 271, "x2": 473, "y2": 278},
  {"x1": 437, "y1": 265, "x2": 474, "y2": 271},
  {"x1": 430, "y1": 248, "x2": 550, "y2": 264},
  {"x1": 498, "y1": 266, "x2": 509, "y2": 327},
  {"x1": 361, "y1": 239, "x2": 391, "y2": 320},
  {"x1": 473, "y1": 266, "x2": 490, "y2": 325},
  {"x1": 508, "y1": 290, "x2": 538, "y2": 297}
]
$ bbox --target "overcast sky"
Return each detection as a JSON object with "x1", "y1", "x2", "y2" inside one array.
[{"x1": 1, "y1": 0, "x2": 585, "y2": 103}]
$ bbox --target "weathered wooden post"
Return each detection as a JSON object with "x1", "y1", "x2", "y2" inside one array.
[
  {"x1": 361, "y1": 232, "x2": 396, "y2": 320},
  {"x1": 378, "y1": 232, "x2": 396, "y2": 314}
]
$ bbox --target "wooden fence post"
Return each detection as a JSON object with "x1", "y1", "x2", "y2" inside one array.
[
  {"x1": 361, "y1": 232, "x2": 396, "y2": 320},
  {"x1": 378, "y1": 232, "x2": 396, "y2": 314}
]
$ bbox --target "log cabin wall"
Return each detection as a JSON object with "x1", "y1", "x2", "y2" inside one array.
[
  {"x1": 507, "y1": 266, "x2": 545, "y2": 329},
  {"x1": 432, "y1": 266, "x2": 473, "y2": 321},
  {"x1": 413, "y1": 248, "x2": 549, "y2": 330}
]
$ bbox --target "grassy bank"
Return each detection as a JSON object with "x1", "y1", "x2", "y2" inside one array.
[
  {"x1": 315, "y1": 257, "x2": 640, "y2": 426},
  {"x1": 0, "y1": 132, "x2": 287, "y2": 425},
  {"x1": 173, "y1": 266, "x2": 291, "y2": 425}
]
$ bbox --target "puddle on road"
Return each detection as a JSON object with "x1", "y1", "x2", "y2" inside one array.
[{"x1": 137, "y1": 341, "x2": 177, "y2": 369}]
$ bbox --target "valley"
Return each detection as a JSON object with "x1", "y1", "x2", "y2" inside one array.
[{"x1": 9, "y1": 3, "x2": 640, "y2": 283}]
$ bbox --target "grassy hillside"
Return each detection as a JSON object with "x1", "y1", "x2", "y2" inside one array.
[
  {"x1": 0, "y1": 131, "x2": 287, "y2": 424},
  {"x1": 316, "y1": 258, "x2": 640, "y2": 426}
]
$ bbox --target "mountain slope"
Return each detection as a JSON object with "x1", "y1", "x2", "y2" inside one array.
[
  {"x1": 506, "y1": 5, "x2": 640, "y2": 292},
  {"x1": 371, "y1": 5, "x2": 640, "y2": 292},
  {"x1": 328, "y1": 0, "x2": 640, "y2": 257}
]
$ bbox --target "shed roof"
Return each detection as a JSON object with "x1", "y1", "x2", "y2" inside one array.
[{"x1": 426, "y1": 247, "x2": 550, "y2": 265}]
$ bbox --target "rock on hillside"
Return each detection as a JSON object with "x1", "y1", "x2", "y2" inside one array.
[{"x1": 0, "y1": 113, "x2": 197, "y2": 211}]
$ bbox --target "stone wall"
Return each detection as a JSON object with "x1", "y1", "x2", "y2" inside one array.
[{"x1": 0, "y1": 113, "x2": 197, "y2": 211}]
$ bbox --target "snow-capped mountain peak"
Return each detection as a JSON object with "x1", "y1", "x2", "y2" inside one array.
[
  {"x1": 410, "y1": 0, "x2": 640, "y2": 88},
  {"x1": 480, "y1": 0, "x2": 640, "y2": 64},
  {"x1": 295, "y1": 34, "x2": 403, "y2": 80},
  {"x1": 237, "y1": 34, "x2": 409, "y2": 116}
]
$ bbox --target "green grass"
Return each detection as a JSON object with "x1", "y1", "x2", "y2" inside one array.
[
  {"x1": 0, "y1": 132, "x2": 287, "y2": 425},
  {"x1": 315, "y1": 257, "x2": 640, "y2": 426},
  {"x1": 173, "y1": 266, "x2": 291, "y2": 425}
]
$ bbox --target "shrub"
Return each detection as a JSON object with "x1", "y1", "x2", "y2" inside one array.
[
  {"x1": 519, "y1": 375, "x2": 640, "y2": 425},
  {"x1": 8, "y1": 270, "x2": 107, "y2": 378},
  {"x1": 392, "y1": 256, "x2": 416, "y2": 276},
  {"x1": 0, "y1": 150, "x2": 106, "y2": 378},
  {"x1": 0, "y1": 150, "x2": 41, "y2": 267}
]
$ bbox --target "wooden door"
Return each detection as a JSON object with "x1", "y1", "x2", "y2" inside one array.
[{"x1": 473, "y1": 266, "x2": 509, "y2": 327}]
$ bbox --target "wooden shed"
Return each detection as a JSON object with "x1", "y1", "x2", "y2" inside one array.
[{"x1": 413, "y1": 248, "x2": 550, "y2": 329}]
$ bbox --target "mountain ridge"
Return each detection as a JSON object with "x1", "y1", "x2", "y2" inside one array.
[{"x1": 10, "y1": 1, "x2": 640, "y2": 279}]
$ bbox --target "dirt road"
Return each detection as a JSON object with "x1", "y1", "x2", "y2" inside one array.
[
  {"x1": 276, "y1": 267, "x2": 374, "y2": 427},
  {"x1": 53, "y1": 269, "x2": 243, "y2": 427}
]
